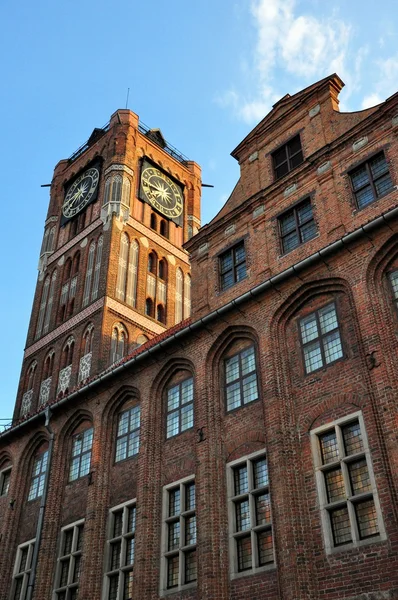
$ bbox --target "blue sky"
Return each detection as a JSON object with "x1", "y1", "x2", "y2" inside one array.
[{"x1": 1, "y1": 0, "x2": 397, "y2": 425}]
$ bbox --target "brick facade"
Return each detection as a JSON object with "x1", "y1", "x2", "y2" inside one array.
[{"x1": 1, "y1": 75, "x2": 398, "y2": 600}]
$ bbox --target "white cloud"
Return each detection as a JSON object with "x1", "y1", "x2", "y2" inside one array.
[
  {"x1": 361, "y1": 55, "x2": 398, "y2": 109},
  {"x1": 217, "y1": 0, "x2": 353, "y2": 123}
]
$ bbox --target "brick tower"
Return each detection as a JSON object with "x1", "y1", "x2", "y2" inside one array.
[{"x1": 15, "y1": 109, "x2": 201, "y2": 421}]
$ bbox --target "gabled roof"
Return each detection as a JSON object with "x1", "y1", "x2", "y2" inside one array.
[{"x1": 231, "y1": 74, "x2": 344, "y2": 160}]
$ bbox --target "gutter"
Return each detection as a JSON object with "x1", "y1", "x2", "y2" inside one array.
[
  {"x1": 1, "y1": 203, "x2": 398, "y2": 441},
  {"x1": 26, "y1": 407, "x2": 54, "y2": 600}
]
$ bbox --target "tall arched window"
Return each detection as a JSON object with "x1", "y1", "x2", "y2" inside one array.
[
  {"x1": 40, "y1": 350, "x2": 54, "y2": 406},
  {"x1": 58, "y1": 336, "x2": 75, "y2": 395},
  {"x1": 59, "y1": 253, "x2": 80, "y2": 322},
  {"x1": 40, "y1": 225, "x2": 56, "y2": 256},
  {"x1": 148, "y1": 252, "x2": 157, "y2": 274},
  {"x1": 121, "y1": 177, "x2": 131, "y2": 209},
  {"x1": 159, "y1": 259, "x2": 167, "y2": 281},
  {"x1": 116, "y1": 234, "x2": 139, "y2": 308},
  {"x1": 126, "y1": 239, "x2": 139, "y2": 307},
  {"x1": 116, "y1": 232, "x2": 129, "y2": 302},
  {"x1": 175, "y1": 268, "x2": 183, "y2": 323},
  {"x1": 150, "y1": 213, "x2": 157, "y2": 231},
  {"x1": 160, "y1": 219, "x2": 168, "y2": 238},
  {"x1": 79, "y1": 324, "x2": 94, "y2": 383},
  {"x1": 36, "y1": 276, "x2": 50, "y2": 339},
  {"x1": 21, "y1": 361, "x2": 37, "y2": 416},
  {"x1": 83, "y1": 235, "x2": 103, "y2": 307},
  {"x1": 83, "y1": 241, "x2": 95, "y2": 307},
  {"x1": 110, "y1": 323, "x2": 128, "y2": 364},
  {"x1": 184, "y1": 273, "x2": 191, "y2": 319},
  {"x1": 111, "y1": 175, "x2": 122, "y2": 204}
]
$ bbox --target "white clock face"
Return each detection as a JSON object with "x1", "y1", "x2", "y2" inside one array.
[
  {"x1": 62, "y1": 167, "x2": 100, "y2": 218},
  {"x1": 141, "y1": 167, "x2": 183, "y2": 219}
]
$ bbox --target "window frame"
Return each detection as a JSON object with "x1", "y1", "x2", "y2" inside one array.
[
  {"x1": 53, "y1": 519, "x2": 85, "y2": 600},
  {"x1": 160, "y1": 475, "x2": 197, "y2": 595},
  {"x1": 115, "y1": 405, "x2": 141, "y2": 464},
  {"x1": 278, "y1": 197, "x2": 317, "y2": 255},
  {"x1": 102, "y1": 499, "x2": 136, "y2": 600},
  {"x1": 298, "y1": 301, "x2": 345, "y2": 375},
  {"x1": 223, "y1": 344, "x2": 259, "y2": 413},
  {"x1": 219, "y1": 240, "x2": 247, "y2": 292},
  {"x1": 311, "y1": 412, "x2": 386, "y2": 554},
  {"x1": 348, "y1": 151, "x2": 394, "y2": 210},
  {"x1": 11, "y1": 538, "x2": 36, "y2": 600},
  {"x1": 0, "y1": 465, "x2": 11, "y2": 496},
  {"x1": 388, "y1": 269, "x2": 398, "y2": 314},
  {"x1": 271, "y1": 133, "x2": 304, "y2": 180},
  {"x1": 69, "y1": 428, "x2": 93, "y2": 482},
  {"x1": 227, "y1": 449, "x2": 275, "y2": 579},
  {"x1": 165, "y1": 377, "x2": 194, "y2": 440}
]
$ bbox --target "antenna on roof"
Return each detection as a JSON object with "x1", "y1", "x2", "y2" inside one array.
[{"x1": 125, "y1": 87, "x2": 130, "y2": 109}]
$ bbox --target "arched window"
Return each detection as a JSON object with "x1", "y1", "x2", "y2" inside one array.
[
  {"x1": 21, "y1": 360, "x2": 37, "y2": 416},
  {"x1": 116, "y1": 234, "x2": 139, "y2": 308},
  {"x1": 39, "y1": 350, "x2": 54, "y2": 406},
  {"x1": 136, "y1": 334, "x2": 149, "y2": 346},
  {"x1": 83, "y1": 236, "x2": 103, "y2": 307},
  {"x1": 111, "y1": 175, "x2": 122, "y2": 204},
  {"x1": 148, "y1": 252, "x2": 157, "y2": 274},
  {"x1": 115, "y1": 400, "x2": 141, "y2": 462},
  {"x1": 165, "y1": 372, "x2": 194, "y2": 438},
  {"x1": 160, "y1": 219, "x2": 168, "y2": 238},
  {"x1": 158, "y1": 259, "x2": 167, "y2": 281},
  {"x1": 110, "y1": 323, "x2": 128, "y2": 364},
  {"x1": 26, "y1": 361, "x2": 37, "y2": 392},
  {"x1": 58, "y1": 336, "x2": 75, "y2": 395},
  {"x1": 35, "y1": 276, "x2": 50, "y2": 339},
  {"x1": 175, "y1": 268, "x2": 183, "y2": 323},
  {"x1": 157, "y1": 304, "x2": 166, "y2": 324},
  {"x1": 150, "y1": 213, "x2": 157, "y2": 231},
  {"x1": 69, "y1": 424, "x2": 93, "y2": 481},
  {"x1": 79, "y1": 324, "x2": 94, "y2": 383},
  {"x1": 223, "y1": 342, "x2": 259, "y2": 412},
  {"x1": 116, "y1": 232, "x2": 129, "y2": 303},
  {"x1": 43, "y1": 270, "x2": 57, "y2": 335},
  {"x1": 40, "y1": 225, "x2": 56, "y2": 256},
  {"x1": 184, "y1": 273, "x2": 191, "y2": 319},
  {"x1": 28, "y1": 445, "x2": 49, "y2": 500},
  {"x1": 103, "y1": 177, "x2": 111, "y2": 206},
  {"x1": 59, "y1": 252, "x2": 80, "y2": 323},
  {"x1": 121, "y1": 177, "x2": 131, "y2": 209},
  {"x1": 145, "y1": 298, "x2": 154, "y2": 318}
]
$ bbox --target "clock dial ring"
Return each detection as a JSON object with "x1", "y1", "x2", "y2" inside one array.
[
  {"x1": 62, "y1": 167, "x2": 100, "y2": 219},
  {"x1": 141, "y1": 167, "x2": 183, "y2": 219}
]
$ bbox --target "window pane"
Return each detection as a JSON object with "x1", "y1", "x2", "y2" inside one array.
[
  {"x1": 185, "y1": 483, "x2": 195, "y2": 511},
  {"x1": 273, "y1": 145, "x2": 287, "y2": 167},
  {"x1": 351, "y1": 165, "x2": 369, "y2": 191},
  {"x1": 169, "y1": 489, "x2": 181, "y2": 517},
  {"x1": 235, "y1": 262, "x2": 247, "y2": 282},
  {"x1": 330, "y1": 507, "x2": 352, "y2": 545},
  {"x1": 221, "y1": 271, "x2": 234, "y2": 290},
  {"x1": 118, "y1": 411, "x2": 129, "y2": 436},
  {"x1": 325, "y1": 468, "x2": 345, "y2": 502},
  {"x1": 234, "y1": 466, "x2": 248, "y2": 495},
  {"x1": 168, "y1": 521, "x2": 180, "y2": 550},
  {"x1": 303, "y1": 342, "x2": 323, "y2": 372},
  {"x1": 226, "y1": 382, "x2": 241, "y2": 411},
  {"x1": 126, "y1": 538, "x2": 135, "y2": 565},
  {"x1": 184, "y1": 550, "x2": 197, "y2": 583},
  {"x1": 253, "y1": 458, "x2": 269, "y2": 488},
  {"x1": 241, "y1": 347, "x2": 255, "y2": 376},
  {"x1": 167, "y1": 555, "x2": 179, "y2": 588},
  {"x1": 390, "y1": 271, "x2": 398, "y2": 300},
  {"x1": 319, "y1": 430, "x2": 339, "y2": 464},
  {"x1": 113, "y1": 511, "x2": 123, "y2": 538},
  {"x1": 181, "y1": 379, "x2": 193, "y2": 404},
  {"x1": 282, "y1": 230, "x2": 299, "y2": 253},
  {"x1": 82, "y1": 429, "x2": 93, "y2": 451},
  {"x1": 258, "y1": 530, "x2": 274, "y2": 565},
  {"x1": 300, "y1": 220, "x2": 317, "y2": 243},
  {"x1": 69, "y1": 457, "x2": 80, "y2": 481},
  {"x1": 349, "y1": 459, "x2": 371, "y2": 495},
  {"x1": 127, "y1": 431, "x2": 140, "y2": 457},
  {"x1": 59, "y1": 559, "x2": 70, "y2": 586},
  {"x1": 375, "y1": 172, "x2": 393, "y2": 197},
  {"x1": 225, "y1": 355, "x2": 239, "y2": 383},
  {"x1": 166, "y1": 412, "x2": 179, "y2": 439},
  {"x1": 110, "y1": 542, "x2": 121, "y2": 570},
  {"x1": 300, "y1": 314, "x2": 319, "y2": 344},
  {"x1": 128, "y1": 507, "x2": 136, "y2": 533},
  {"x1": 342, "y1": 421, "x2": 363, "y2": 456},
  {"x1": 236, "y1": 499, "x2": 250, "y2": 531},
  {"x1": 356, "y1": 186, "x2": 374, "y2": 208},
  {"x1": 167, "y1": 386, "x2": 180, "y2": 411},
  {"x1": 123, "y1": 571, "x2": 133, "y2": 600},
  {"x1": 276, "y1": 163, "x2": 289, "y2": 178},
  {"x1": 324, "y1": 331, "x2": 343, "y2": 364},
  {"x1": 181, "y1": 405, "x2": 194, "y2": 431},
  {"x1": 280, "y1": 212, "x2": 296, "y2": 236},
  {"x1": 220, "y1": 251, "x2": 233, "y2": 273},
  {"x1": 185, "y1": 516, "x2": 197, "y2": 545},
  {"x1": 79, "y1": 452, "x2": 91, "y2": 477},
  {"x1": 115, "y1": 437, "x2": 127, "y2": 462},
  {"x1": 129, "y1": 407, "x2": 140, "y2": 430},
  {"x1": 355, "y1": 499, "x2": 379, "y2": 539},
  {"x1": 237, "y1": 536, "x2": 252, "y2": 571},
  {"x1": 319, "y1": 304, "x2": 338, "y2": 334},
  {"x1": 108, "y1": 575, "x2": 119, "y2": 600},
  {"x1": 234, "y1": 244, "x2": 246, "y2": 264},
  {"x1": 255, "y1": 493, "x2": 271, "y2": 525},
  {"x1": 242, "y1": 373, "x2": 258, "y2": 404},
  {"x1": 288, "y1": 135, "x2": 302, "y2": 157},
  {"x1": 370, "y1": 154, "x2": 388, "y2": 178},
  {"x1": 297, "y1": 201, "x2": 313, "y2": 224}
]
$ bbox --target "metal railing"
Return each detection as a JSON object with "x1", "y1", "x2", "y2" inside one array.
[
  {"x1": 68, "y1": 122, "x2": 110, "y2": 163},
  {"x1": 138, "y1": 121, "x2": 189, "y2": 165}
]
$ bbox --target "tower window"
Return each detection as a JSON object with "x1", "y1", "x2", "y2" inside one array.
[
  {"x1": 160, "y1": 219, "x2": 168, "y2": 238},
  {"x1": 110, "y1": 323, "x2": 128, "y2": 364},
  {"x1": 157, "y1": 304, "x2": 166, "y2": 324},
  {"x1": 150, "y1": 213, "x2": 157, "y2": 231},
  {"x1": 145, "y1": 298, "x2": 154, "y2": 318},
  {"x1": 272, "y1": 134, "x2": 303, "y2": 180}
]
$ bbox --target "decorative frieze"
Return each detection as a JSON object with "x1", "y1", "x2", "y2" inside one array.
[
  {"x1": 39, "y1": 377, "x2": 52, "y2": 406},
  {"x1": 57, "y1": 365, "x2": 72, "y2": 395},
  {"x1": 78, "y1": 353, "x2": 92, "y2": 384},
  {"x1": 352, "y1": 136, "x2": 368, "y2": 152},
  {"x1": 20, "y1": 390, "x2": 33, "y2": 416}
]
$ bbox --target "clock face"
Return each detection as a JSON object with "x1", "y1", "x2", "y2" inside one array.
[
  {"x1": 141, "y1": 167, "x2": 183, "y2": 219},
  {"x1": 62, "y1": 167, "x2": 100, "y2": 219}
]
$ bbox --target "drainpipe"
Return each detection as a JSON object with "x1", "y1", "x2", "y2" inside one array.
[{"x1": 26, "y1": 407, "x2": 54, "y2": 600}]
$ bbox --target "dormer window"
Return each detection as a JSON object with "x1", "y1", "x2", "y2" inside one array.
[{"x1": 272, "y1": 135, "x2": 303, "y2": 180}]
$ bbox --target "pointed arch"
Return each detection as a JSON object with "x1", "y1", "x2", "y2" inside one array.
[
  {"x1": 39, "y1": 349, "x2": 55, "y2": 407},
  {"x1": 79, "y1": 324, "x2": 94, "y2": 384},
  {"x1": 116, "y1": 232, "x2": 129, "y2": 302},
  {"x1": 43, "y1": 270, "x2": 57, "y2": 334},
  {"x1": 111, "y1": 174, "x2": 123, "y2": 204},
  {"x1": 121, "y1": 177, "x2": 131, "y2": 208},
  {"x1": 83, "y1": 240, "x2": 96, "y2": 307},
  {"x1": 126, "y1": 239, "x2": 139, "y2": 307},
  {"x1": 36, "y1": 275, "x2": 50, "y2": 339},
  {"x1": 91, "y1": 234, "x2": 103, "y2": 301},
  {"x1": 110, "y1": 323, "x2": 128, "y2": 364}
]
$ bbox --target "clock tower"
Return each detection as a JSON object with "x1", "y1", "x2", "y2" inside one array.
[{"x1": 15, "y1": 109, "x2": 201, "y2": 421}]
